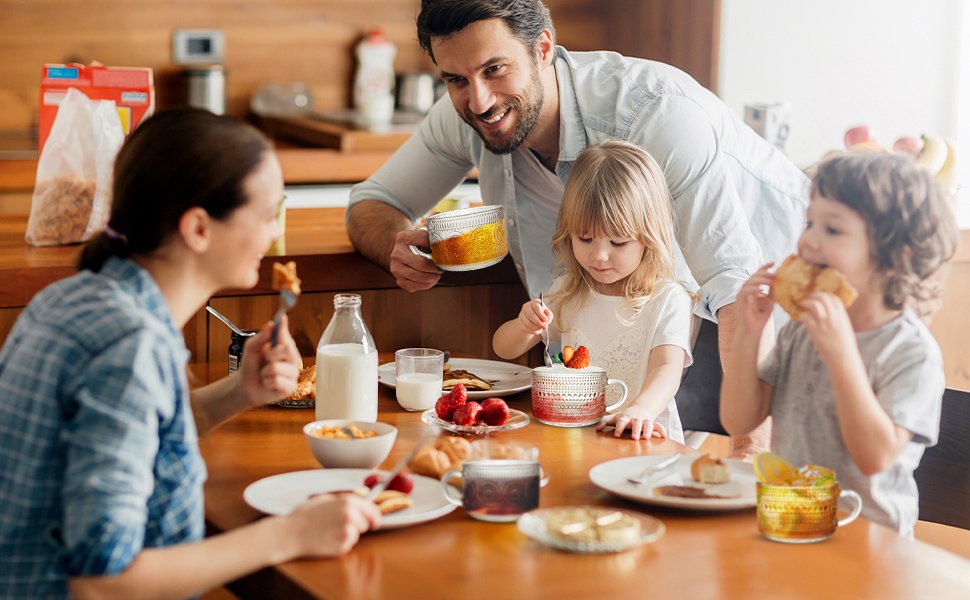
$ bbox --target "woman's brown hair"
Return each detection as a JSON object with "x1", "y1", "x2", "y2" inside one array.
[
  {"x1": 812, "y1": 151, "x2": 959, "y2": 314},
  {"x1": 78, "y1": 108, "x2": 272, "y2": 272}
]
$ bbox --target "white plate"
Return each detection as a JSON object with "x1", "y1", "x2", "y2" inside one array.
[
  {"x1": 517, "y1": 506, "x2": 665, "y2": 553},
  {"x1": 420, "y1": 407, "x2": 530, "y2": 434},
  {"x1": 378, "y1": 358, "x2": 531, "y2": 400},
  {"x1": 589, "y1": 455, "x2": 758, "y2": 511},
  {"x1": 243, "y1": 469, "x2": 456, "y2": 529}
]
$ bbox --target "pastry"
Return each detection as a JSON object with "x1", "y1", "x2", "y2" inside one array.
[
  {"x1": 546, "y1": 508, "x2": 641, "y2": 546},
  {"x1": 408, "y1": 446, "x2": 452, "y2": 479},
  {"x1": 442, "y1": 369, "x2": 492, "y2": 391},
  {"x1": 283, "y1": 363, "x2": 316, "y2": 400},
  {"x1": 771, "y1": 254, "x2": 857, "y2": 319},
  {"x1": 272, "y1": 261, "x2": 301, "y2": 295},
  {"x1": 691, "y1": 454, "x2": 730, "y2": 484}
]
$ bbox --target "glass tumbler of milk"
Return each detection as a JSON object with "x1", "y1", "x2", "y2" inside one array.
[
  {"x1": 395, "y1": 348, "x2": 444, "y2": 411},
  {"x1": 315, "y1": 294, "x2": 378, "y2": 422}
]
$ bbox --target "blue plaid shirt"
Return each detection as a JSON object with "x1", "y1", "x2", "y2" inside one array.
[{"x1": 0, "y1": 257, "x2": 206, "y2": 599}]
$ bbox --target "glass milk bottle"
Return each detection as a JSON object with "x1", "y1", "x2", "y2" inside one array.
[{"x1": 315, "y1": 294, "x2": 379, "y2": 422}]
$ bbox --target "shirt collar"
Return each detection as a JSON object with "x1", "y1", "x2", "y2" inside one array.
[{"x1": 554, "y1": 46, "x2": 589, "y2": 164}]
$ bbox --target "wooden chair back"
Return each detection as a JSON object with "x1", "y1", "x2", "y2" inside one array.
[{"x1": 914, "y1": 388, "x2": 970, "y2": 530}]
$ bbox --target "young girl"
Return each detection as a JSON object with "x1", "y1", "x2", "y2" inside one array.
[
  {"x1": 720, "y1": 151, "x2": 959, "y2": 537},
  {"x1": 493, "y1": 140, "x2": 694, "y2": 442},
  {"x1": 0, "y1": 109, "x2": 381, "y2": 600}
]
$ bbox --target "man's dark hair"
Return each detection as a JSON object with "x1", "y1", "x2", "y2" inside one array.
[{"x1": 417, "y1": 0, "x2": 555, "y2": 63}]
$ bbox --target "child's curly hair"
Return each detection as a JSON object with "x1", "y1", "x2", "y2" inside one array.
[{"x1": 812, "y1": 152, "x2": 959, "y2": 314}]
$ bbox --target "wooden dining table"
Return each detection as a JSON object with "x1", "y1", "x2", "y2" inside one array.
[{"x1": 193, "y1": 360, "x2": 970, "y2": 600}]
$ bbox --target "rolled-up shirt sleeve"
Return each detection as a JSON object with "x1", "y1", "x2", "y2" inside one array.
[
  {"x1": 627, "y1": 95, "x2": 763, "y2": 322},
  {"x1": 347, "y1": 97, "x2": 478, "y2": 224},
  {"x1": 60, "y1": 333, "x2": 174, "y2": 576}
]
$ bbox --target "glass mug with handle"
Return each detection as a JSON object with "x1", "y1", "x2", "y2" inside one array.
[
  {"x1": 530, "y1": 366, "x2": 628, "y2": 427},
  {"x1": 757, "y1": 481, "x2": 862, "y2": 543},
  {"x1": 408, "y1": 205, "x2": 507, "y2": 271}
]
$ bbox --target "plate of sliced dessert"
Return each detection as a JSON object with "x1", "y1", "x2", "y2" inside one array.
[
  {"x1": 378, "y1": 358, "x2": 531, "y2": 399},
  {"x1": 517, "y1": 506, "x2": 665, "y2": 553}
]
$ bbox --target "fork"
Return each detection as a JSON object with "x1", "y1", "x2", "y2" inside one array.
[
  {"x1": 626, "y1": 453, "x2": 682, "y2": 485},
  {"x1": 269, "y1": 289, "x2": 297, "y2": 346},
  {"x1": 538, "y1": 293, "x2": 553, "y2": 368}
]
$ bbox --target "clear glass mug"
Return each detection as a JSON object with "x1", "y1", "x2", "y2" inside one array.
[
  {"x1": 408, "y1": 205, "x2": 507, "y2": 271},
  {"x1": 756, "y1": 481, "x2": 862, "y2": 543},
  {"x1": 531, "y1": 366, "x2": 628, "y2": 427}
]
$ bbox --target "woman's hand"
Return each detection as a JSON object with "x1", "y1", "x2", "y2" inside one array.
[
  {"x1": 518, "y1": 298, "x2": 552, "y2": 336},
  {"x1": 736, "y1": 264, "x2": 776, "y2": 336},
  {"x1": 798, "y1": 291, "x2": 857, "y2": 368},
  {"x1": 597, "y1": 406, "x2": 668, "y2": 441},
  {"x1": 285, "y1": 492, "x2": 382, "y2": 558},
  {"x1": 239, "y1": 314, "x2": 303, "y2": 408}
]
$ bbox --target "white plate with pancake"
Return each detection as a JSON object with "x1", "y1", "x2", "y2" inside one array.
[
  {"x1": 589, "y1": 455, "x2": 758, "y2": 511},
  {"x1": 243, "y1": 469, "x2": 456, "y2": 529},
  {"x1": 378, "y1": 358, "x2": 532, "y2": 399}
]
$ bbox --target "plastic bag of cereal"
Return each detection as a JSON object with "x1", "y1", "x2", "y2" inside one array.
[{"x1": 26, "y1": 88, "x2": 124, "y2": 246}]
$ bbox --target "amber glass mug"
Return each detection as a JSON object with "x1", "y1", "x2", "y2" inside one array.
[
  {"x1": 756, "y1": 482, "x2": 862, "y2": 543},
  {"x1": 409, "y1": 205, "x2": 507, "y2": 271}
]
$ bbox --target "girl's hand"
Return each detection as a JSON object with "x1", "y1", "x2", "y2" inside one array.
[
  {"x1": 798, "y1": 291, "x2": 857, "y2": 367},
  {"x1": 518, "y1": 298, "x2": 553, "y2": 336},
  {"x1": 287, "y1": 492, "x2": 382, "y2": 557},
  {"x1": 239, "y1": 314, "x2": 303, "y2": 408},
  {"x1": 737, "y1": 264, "x2": 776, "y2": 335},
  {"x1": 597, "y1": 406, "x2": 668, "y2": 441}
]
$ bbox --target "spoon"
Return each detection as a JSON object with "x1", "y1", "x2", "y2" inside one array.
[
  {"x1": 538, "y1": 293, "x2": 553, "y2": 368},
  {"x1": 206, "y1": 306, "x2": 256, "y2": 337}
]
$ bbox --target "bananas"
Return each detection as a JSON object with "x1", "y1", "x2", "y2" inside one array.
[
  {"x1": 935, "y1": 137, "x2": 959, "y2": 191},
  {"x1": 915, "y1": 134, "x2": 948, "y2": 176}
]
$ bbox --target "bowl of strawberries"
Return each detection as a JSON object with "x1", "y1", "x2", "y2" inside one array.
[{"x1": 421, "y1": 383, "x2": 531, "y2": 433}]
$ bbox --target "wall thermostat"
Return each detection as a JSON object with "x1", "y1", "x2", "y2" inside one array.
[{"x1": 172, "y1": 29, "x2": 225, "y2": 65}]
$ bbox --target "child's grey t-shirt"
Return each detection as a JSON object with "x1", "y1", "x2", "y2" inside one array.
[{"x1": 758, "y1": 309, "x2": 944, "y2": 537}]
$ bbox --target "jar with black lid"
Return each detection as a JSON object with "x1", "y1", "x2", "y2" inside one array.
[{"x1": 228, "y1": 330, "x2": 258, "y2": 375}]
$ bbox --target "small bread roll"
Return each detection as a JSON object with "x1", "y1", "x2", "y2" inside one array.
[
  {"x1": 772, "y1": 255, "x2": 858, "y2": 319},
  {"x1": 408, "y1": 446, "x2": 452, "y2": 479},
  {"x1": 691, "y1": 454, "x2": 730, "y2": 484},
  {"x1": 434, "y1": 436, "x2": 472, "y2": 464}
]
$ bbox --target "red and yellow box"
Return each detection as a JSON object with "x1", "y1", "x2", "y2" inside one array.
[{"x1": 39, "y1": 63, "x2": 154, "y2": 153}]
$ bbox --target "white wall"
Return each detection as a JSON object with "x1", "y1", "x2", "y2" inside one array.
[{"x1": 718, "y1": 0, "x2": 966, "y2": 170}]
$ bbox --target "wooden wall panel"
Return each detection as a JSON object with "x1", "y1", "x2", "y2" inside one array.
[{"x1": 0, "y1": 0, "x2": 657, "y2": 130}]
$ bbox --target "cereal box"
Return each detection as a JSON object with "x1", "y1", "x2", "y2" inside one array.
[{"x1": 39, "y1": 63, "x2": 154, "y2": 153}]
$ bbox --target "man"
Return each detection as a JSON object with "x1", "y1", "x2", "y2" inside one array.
[{"x1": 346, "y1": 0, "x2": 808, "y2": 459}]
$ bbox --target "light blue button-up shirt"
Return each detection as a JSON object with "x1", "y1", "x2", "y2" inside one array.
[{"x1": 349, "y1": 47, "x2": 809, "y2": 322}]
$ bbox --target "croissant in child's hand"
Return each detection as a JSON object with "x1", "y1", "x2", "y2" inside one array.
[{"x1": 771, "y1": 255, "x2": 857, "y2": 320}]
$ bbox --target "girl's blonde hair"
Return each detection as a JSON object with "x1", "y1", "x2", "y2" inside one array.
[{"x1": 550, "y1": 140, "x2": 680, "y2": 329}]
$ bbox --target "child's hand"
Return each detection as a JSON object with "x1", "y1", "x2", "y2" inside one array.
[
  {"x1": 517, "y1": 298, "x2": 553, "y2": 336},
  {"x1": 798, "y1": 291, "x2": 857, "y2": 366},
  {"x1": 736, "y1": 264, "x2": 776, "y2": 335},
  {"x1": 597, "y1": 406, "x2": 668, "y2": 441}
]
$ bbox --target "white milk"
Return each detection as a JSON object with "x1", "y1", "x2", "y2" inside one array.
[
  {"x1": 315, "y1": 343, "x2": 378, "y2": 421},
  {"x1": 395, "y1": 372, "x2": 443, "y2": 411}
]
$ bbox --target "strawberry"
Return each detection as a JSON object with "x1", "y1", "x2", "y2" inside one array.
[
  {"x1": 363, "y1": 472, "x2": 414, "y2": 494},
  {"x1": 435, "y1": 383, "x2": 468, "y2": 422},
  {"x1": 480, "y1": 397, "x2": 510, "y2": 426},
  {"x1": 563, "y1": 346, "x2": 575, "y2": 365},
  {"x1": 453, "y1": 400, "x2": 482, "y2": 426},
  {"x1": 566, "y1": 345, "x2": 590, "y2": 369}
]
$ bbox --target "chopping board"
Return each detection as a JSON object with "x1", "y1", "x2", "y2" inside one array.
[{"x1": 255, "y1": 112, "x2": 419, "y2": 153}]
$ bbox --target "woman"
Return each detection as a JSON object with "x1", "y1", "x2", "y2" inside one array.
[{"x1": 0, "y1": 108, "x2": 381, "y2": 600}]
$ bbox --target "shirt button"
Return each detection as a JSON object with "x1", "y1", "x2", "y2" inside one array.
[
  {"x1": 508, "y1": 219, "x2": 514, "y2": 227},
  {"x1": 505, "y1": 169, "x2": 512, "y2": 177},
  {"x1": 515, "y1": 262, "x2": 523, "y2": 271}
]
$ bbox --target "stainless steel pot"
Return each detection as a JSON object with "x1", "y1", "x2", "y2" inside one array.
[
  {"x1": 183, "y1": 65, "x2": 226, "y2": 115},
  {"x1": 397, "y1": 72, "x2": 436, "y2": 114}
]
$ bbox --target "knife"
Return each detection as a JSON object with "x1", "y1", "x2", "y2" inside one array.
[{"x1": 365, "y1": 438, "x2": 427, "y2": 501}]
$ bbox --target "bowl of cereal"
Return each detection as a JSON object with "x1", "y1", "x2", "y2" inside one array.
[{"x1": 303, "y1": 420, "x2": 397, "y2": 469}]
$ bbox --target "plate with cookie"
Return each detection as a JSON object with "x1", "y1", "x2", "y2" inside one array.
[
  {"x1": 589, "y1": 454, "x2": 758, "y2": 511},
  {"x1": 378, "y1": 358, "x2": 531, "y2": 400},
  {"x1": 243, "y1": 469, "x2": 456, "y2": 528}
]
